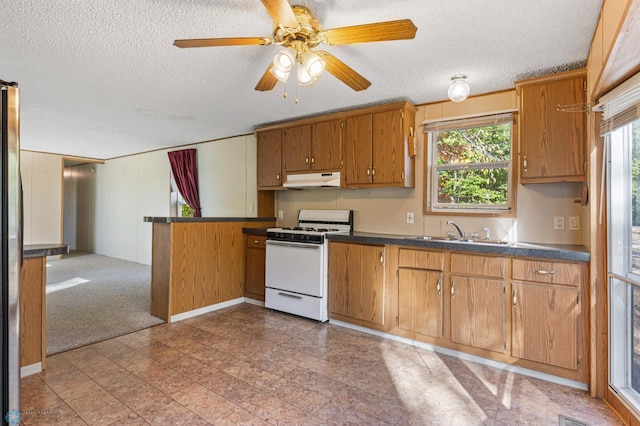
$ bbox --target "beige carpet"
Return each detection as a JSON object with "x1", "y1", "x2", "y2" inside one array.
[{"x1": 45, "y1": 251, "x2": 165, "y2": 355}]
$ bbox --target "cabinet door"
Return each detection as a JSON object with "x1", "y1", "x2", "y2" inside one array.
[
  {"x1": 257, "y1": 129, "x2": 282, "y2": 189},
  {"x1": 348, "y1": 244, "x2": 385, "y2": 325},
  {"x1": 398, "y1": 269, "x2": 443, "y2": 338},
  {"x1": 311, "y1": 119, "x2": 342, "y2": 171},
  {"x1": 245, "y1": 236, "x2": 266, "y2": 299},
  {"x1": 343, "y1": 114, "x2": 373, "y2": 186},
  {"x1": 450, "y1": 276, "x2": 506, "y2": 353},
  {"x1": 512, "y1": 282, "x2": 579, "y2": 370},
  {"x1": 328, "y1": 242, "x2": 385, "y2": 325},
  {"x1": 520, "y1": 74, "x2": 586, "y2": 182},
  {"x1": 283, "y1": 125, "x2": 312, "y2": 173},
  {"x1": 372, "y1": 109, "x2": 404, "y2": 185}
]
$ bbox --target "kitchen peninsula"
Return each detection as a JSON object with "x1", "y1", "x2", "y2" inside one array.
[
  {"x1": 22, "y1": 243, "x2": 69, "y2": 376},
  {"x1": 145, "y1": 216, "x2": 275, "y2": 322}
]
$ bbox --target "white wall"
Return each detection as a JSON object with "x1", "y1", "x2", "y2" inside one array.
[
  {"x1": 20, "y1": 151, "x2": 63, "y2": 245},
  {"x1": 67, "y1": 135, "x2": 259, "y2": 265}
]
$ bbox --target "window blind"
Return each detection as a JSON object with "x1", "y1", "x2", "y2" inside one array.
[
  {"x1": 423, "y1": 111, "x2": 515, "y2": 133},
  {"x1": 594, "y1": 70, "x2": 640, "y2": 135}
]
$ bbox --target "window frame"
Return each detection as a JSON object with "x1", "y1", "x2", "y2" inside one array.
[
  {"x1": 608, "y1": 120, "x2": 640, "y2": 416},
  {"x1": 424, "y1": 113, "x2": 517, "y2": 217}
]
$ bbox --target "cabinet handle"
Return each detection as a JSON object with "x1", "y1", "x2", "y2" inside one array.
[
  {"x1": 523, "y1": 156, "x2": 528, "y2": 173},
  {"x1": 253, "y1": 240, "x2": 259, "y2": 244},
  {"x1": 372, "y1": 166, "x2": 376, "y2": 180},
  {"x1": 367, "y1": 167, "x2": 371, "y2": 176},
  {"x1": 305, "y1": 157, "x2": 309, "y2": 164},
  {"x1": 311, "y1": 157, "x2": 315, "y2": 167},
  {"x1": 276, "y1": 173, "x2": 281, "y2": 181},
  {"x1": 379, "y1": 252, "x2": 384, "y2": 265},
  {"x1": 451, "y1": 281, "x2": 455, "y2": 298},
  {"x1": 532, "y1": 269, "x2": 555, "y2": 275},
  {"x1": 436, "y1": 277, "x2": 442, "y2": 296},
  {"x1": 513, "y1": 289, "x2": 517, "y2": 307}
]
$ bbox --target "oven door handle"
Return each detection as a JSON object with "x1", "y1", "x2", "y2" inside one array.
[{"x1": 266, "y1": 241, "x2": 321, "y2": 249}]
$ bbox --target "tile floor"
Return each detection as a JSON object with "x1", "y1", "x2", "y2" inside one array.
[{"x1": 21, "y1": 303, "x2": 621, "y2": 425}]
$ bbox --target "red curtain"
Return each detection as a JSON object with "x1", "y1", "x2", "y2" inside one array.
[{"x1": 168, "y1": 149, "x2": 202, "y2": 217}]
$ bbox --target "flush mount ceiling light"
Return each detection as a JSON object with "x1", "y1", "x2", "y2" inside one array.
[{"x1": 448, "y1": 74, "x2": 470, "y2": 102}]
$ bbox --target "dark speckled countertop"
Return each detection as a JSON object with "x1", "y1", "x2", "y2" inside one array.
[
  {"x1": 144, "y1": 216, "x2": 276, "y2": 223},
  {"x1": 242, "y1": 227, "x2": 270, "y2": 236},
  {"x1": 24, "y1": 243, "x2": 69, "y2": 259},
  {"x1": 327, "y1": 232, "x2": 590, "y2": 262}
]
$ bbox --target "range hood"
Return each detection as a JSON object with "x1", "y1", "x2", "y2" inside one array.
[{"x1": 283, "y1": 172, "x2": 341, "y2": 189}]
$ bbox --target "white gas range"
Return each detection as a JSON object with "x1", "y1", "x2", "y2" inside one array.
[{"x1": 265, "y1": 209, "x2": 353, "y2": 321}]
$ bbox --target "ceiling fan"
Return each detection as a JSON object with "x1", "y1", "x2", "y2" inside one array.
[{"x1": 173, "y1": 0, "x2": 417, "y2": 92}]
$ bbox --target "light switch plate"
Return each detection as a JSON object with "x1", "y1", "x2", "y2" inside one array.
[
  {"x1": 406, "y1": 212, "x2": 414, "y2": 224},
  {"x1": 569, "y1": 216, "x2": 580, "y2": 230}
]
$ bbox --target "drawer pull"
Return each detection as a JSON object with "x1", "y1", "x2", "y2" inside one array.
[
  {"x1": 436, "y1": 277, "x2": 441, "y2": 296},
  {"x1": 533, "y1": 269, "x2": 555, "y2": 275},
  {"x1": 451, "y1": 281, "x2": 455, "y2": 299},
  {"x1": 513, "y1": 289, "x2": 517, "y2": 307},
  {"x1": 278, "y1": 292, "x2": 302, "y2": 300},
  {"x1": 254, "y1": 240, "x2": 260, "y2": 244}
]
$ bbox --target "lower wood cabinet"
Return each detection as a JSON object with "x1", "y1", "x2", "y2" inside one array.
[
  {"x1": 450, "y1": 253, "x2": 507, "y2": 354},
  {"x1": 397, "y1": 248, "x2": 444, "y2": 339},
  {"x1": 511, "y1": 282, "x2": 580, "y2": 370},
  {"x1": 244, "y1": 234, "x2": 266, "y2": 301},
  {"x1": 328, "y1": 242, "x2": 589, "y2": 383},
  {"x1": 328, "y1": 241, "x2": 386, "y2": 329},
  {"x1": 511, "y1": 258, "x2": 586, "y2": 373},
  {"x1": 450, "y1": 276, "x2": 506, "y2": 353}
]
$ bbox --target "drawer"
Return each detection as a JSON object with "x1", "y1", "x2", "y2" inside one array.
[
  {"x1": 398, "y1": 249, "x2": 443, "y2": 270},
  {"x1": 246, "y1": 235, "x2": 267, "y2": 248},
  {"x1": 450, "y1": 253, "x2": 505, "y2": 278},
  {"x1": 512, "y1": 259, "x2": 585, "y2": 287}
]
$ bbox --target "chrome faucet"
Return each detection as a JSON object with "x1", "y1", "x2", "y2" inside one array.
[{"x1": 446, "y1": 221, "x2": 465, "y2": 238}]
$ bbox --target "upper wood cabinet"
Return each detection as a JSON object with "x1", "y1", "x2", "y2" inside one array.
[
  {"x1": 516, "y1": 69, "x2": 587, "y2": 183},
  {"x1": 257, "y1": 129, "x2": 282, "y2": 190},
  {"x1": 283, "y1": 120, "x2": 342, "y2": 173},
  {"x1": 343, "y1": 103, "x2": 416, "y2": 188},
  {"x1": 255, "y1": 100, "x2": 416, "y2": 190}
]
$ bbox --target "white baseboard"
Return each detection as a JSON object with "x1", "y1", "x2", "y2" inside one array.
[
  {"x1": 244, "y1": 298, "x2": 265, "y2": 307},
  {"x1": 170, "y1": 297, "x2": 245, "y2": 323},
  {"x1": 329, "y1": 319, "x2": 588, "y2": 391},
  {"x1": 21, "y1": 362, "x2": 42, "y2": 377}
]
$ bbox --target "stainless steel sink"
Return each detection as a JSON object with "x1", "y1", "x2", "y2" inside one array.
[
  {"x1": 406, "y1": 236, "x2": 458, "y2": 241},
  {"x1": 406, "y1": 236, "x2": 512, "y2": 246}
]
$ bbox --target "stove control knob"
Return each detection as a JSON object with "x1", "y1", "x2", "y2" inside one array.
[{"x1": 289, "y1": 234, "x2": 295, "y2": 240}]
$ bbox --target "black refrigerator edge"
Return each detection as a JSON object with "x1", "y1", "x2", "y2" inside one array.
[{"x1": 1, "y1": 79, "x2": 21, "y2": 425}]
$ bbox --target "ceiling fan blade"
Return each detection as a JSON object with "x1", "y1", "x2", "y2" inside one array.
[
  {"x1": 317, "y1": 51, "x2": 371, "y2": 91},
  {"x1": 174, "y1": 37, "x2": 271, "y2": 48},
  {"x1": 255, "y1": 63, "x2": 279, "y2": 91},
  {"x1": 260, "y1": 0, "x2": 299, "y2": 29},
  {"x1": 322, "y1": 19, "x2": 417, "y2": 45}
]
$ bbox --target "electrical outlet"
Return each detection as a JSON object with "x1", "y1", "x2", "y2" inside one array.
[
  {"x1": 278, "y1": 210, "x2": 283, "y2": 219},
  {"x1": 569, "y1": 216, "x2": 580, "y2": 230},
  {"x1": 248, "y1": 204, "x2": 254, "y2": 213},
  {"x1": 554, "y1": 216, "x2": 565, "y2": 230},
  {"x1": 406, "y1": 212, "x2": 414, "y2": 224}
]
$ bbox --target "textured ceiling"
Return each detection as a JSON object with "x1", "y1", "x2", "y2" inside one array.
[{"x1": 1, "y1": 0, "x2": 602, "y2": 160}]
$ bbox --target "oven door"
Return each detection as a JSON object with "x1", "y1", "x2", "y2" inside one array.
[{"x1": 265, "y1": 240, "x2": 324, "y2": 297}]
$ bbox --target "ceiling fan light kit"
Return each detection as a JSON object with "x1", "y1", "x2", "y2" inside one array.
[
  {"x1": 173, "y1": 0, "x2": 417, "y2": 93},
  {"x1": 448, "y1": 74, "x2": 470, "y2": 102}
]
